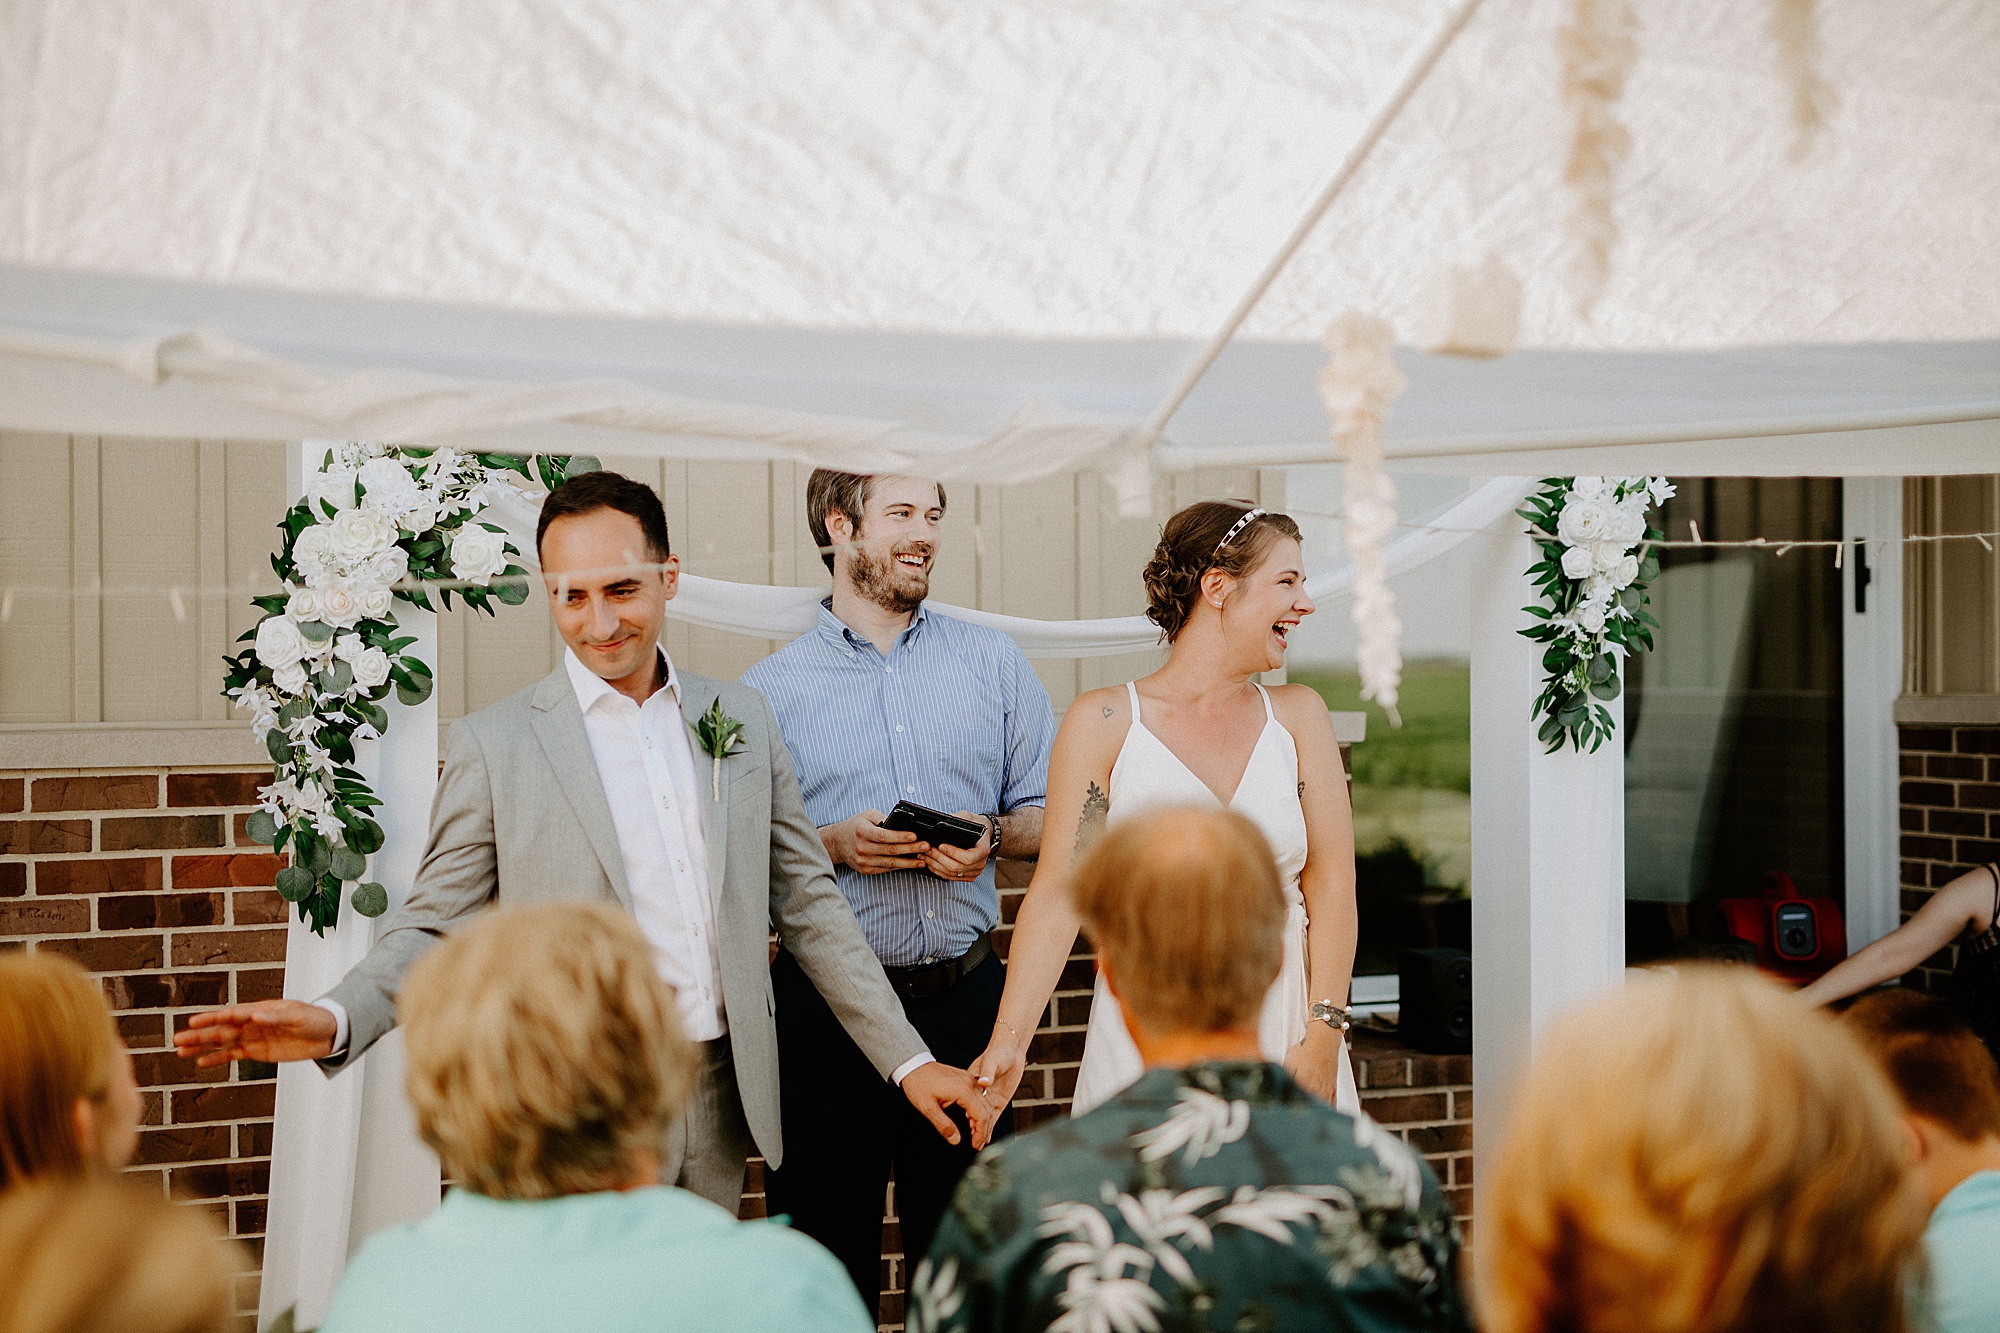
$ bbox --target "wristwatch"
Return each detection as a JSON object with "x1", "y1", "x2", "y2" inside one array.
[{"x1": 1308, "y1": 999, "x2": 1353, "y2": 1034}]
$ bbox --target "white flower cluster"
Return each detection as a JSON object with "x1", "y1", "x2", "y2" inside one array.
[{"x1": 1552, "y1": 476, "x2": 1673, "y2": 636}]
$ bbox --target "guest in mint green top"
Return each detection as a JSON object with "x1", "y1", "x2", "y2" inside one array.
[
  {"x1": 318, "y1": 901, "x2": 870, "y2": 1333},
  {"x1": 1845, "y1": 989, "x2": 2000, "y2": 1333}
]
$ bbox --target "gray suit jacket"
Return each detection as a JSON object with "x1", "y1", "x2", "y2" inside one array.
[{"x1": 321, "y1": 663, "x2": 927, "y2": 1168}]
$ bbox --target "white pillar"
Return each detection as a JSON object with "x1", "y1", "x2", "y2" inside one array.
[
  {"x1": 1842, "y1": 477, "x2": 1905, "y2": 950},
  {"x1": 1469, "y1": 517, "x2": 1625, "y2": 1187},
  {"x1": 260, "y1": 443, "x2": 441, "y2": 1332}
]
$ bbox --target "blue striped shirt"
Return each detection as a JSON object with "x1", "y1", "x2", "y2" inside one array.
[{"x1": 742, "y1": 601, "x2": 1055, "y2": 968}]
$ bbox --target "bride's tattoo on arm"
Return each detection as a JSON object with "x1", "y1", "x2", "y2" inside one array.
[
  {"x1": 1298, "y1": 781, "x2": 1305, "y2": 800},
  {"x1": 1075, "y1": 781, "x2": 1109, "y2": 851}
]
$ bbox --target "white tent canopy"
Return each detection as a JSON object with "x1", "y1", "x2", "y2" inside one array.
[{"x1": 1, "y1": 0, "x2": 1995, "y2": 480}]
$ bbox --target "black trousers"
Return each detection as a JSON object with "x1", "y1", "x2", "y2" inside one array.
[{"x1": 766, "y1": 946, "x2": 1013, "y2": 1314}]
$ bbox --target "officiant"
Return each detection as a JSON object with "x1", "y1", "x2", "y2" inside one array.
[
  {"x1": 175, "y1": 471, "x2": 994, "y2": 1211},
  {"x1": 742, "y1": 469, "x2": 1054, "y2": 1309}
]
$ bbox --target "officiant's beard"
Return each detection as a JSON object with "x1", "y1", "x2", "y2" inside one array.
[{"x1": 851, "y1": 542, "x2": 929, "y2": 616}]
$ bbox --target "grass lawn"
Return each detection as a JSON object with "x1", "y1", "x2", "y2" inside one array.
[{"x1": 1293, "y1": 659, "x2": 1471, "y2": 892}]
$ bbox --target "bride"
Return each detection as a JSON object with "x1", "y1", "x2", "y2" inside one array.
[{"x1": 972, "y1": 501, "x2": 1359, "y2": 1114}]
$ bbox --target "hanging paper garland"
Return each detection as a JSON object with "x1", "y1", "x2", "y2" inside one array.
[
  {"x1": 1517, "y1": 475, "x2": 1673, "y2": 753},
  {"x1": 223, "y1": 443, "x2": 587, "y2": 934}
]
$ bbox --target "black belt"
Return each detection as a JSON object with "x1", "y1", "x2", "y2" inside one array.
[{"x1": 881, "y1": 932, "x2": 993, "y2": 1001}]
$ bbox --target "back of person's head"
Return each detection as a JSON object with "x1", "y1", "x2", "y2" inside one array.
[
  {"x1": 1477, "y1": 966, "x2": 1927, "y2": 1333},
  {"x1": 535, "y1": 470, "x2": 671, "y2": 563},
  {"x1": 0, "y1": 952, "x2": 125, "y2": 1188},
  {"x1": 399, "y1": 902, "x2": 698, "y2": 1200},
  {"x1": 1068, "y1": 806, "x2": 1285, "y2": 1039},
  {"x1": 1844, "y1": 988, "x2": 2000, "y2": 1142},
  {"x1": 0, "y1": 1176, "x2": 239, "y2": 1333}
]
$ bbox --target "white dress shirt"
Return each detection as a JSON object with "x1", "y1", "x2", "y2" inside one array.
[{"x1": 563, "y1": 647, "x2": 726, "y2": 1042}]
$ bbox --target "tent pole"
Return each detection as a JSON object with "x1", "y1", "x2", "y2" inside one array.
[{"x1": 1135, "y1": 0, "x2": 1489, "y2": 447}]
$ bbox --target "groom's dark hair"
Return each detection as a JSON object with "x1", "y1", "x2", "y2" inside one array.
[{"x1": 536, "y1": 471, "x2": 671, "y2": 564}]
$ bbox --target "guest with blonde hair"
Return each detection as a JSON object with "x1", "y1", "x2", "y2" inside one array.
[
  {"x1": 1477, "y1": 966, "x2": 1928, "y2": 1333},
  {"x1": 321, "y1": 901, "x2": 870, "y2": 1333},
  {"x1": 0, "y1": 953, "x2": 142, "y2": 1189},
  {"x1": 0, "y1": 1176, "x2": 240, "y2": 1333},
  {"x1": 916, "y1": 807, "x2": 1466, "y2": 1333}
]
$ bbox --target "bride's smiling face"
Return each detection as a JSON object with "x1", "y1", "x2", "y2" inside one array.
[{"x1": 1212, "y1": 537, "x2": 1313, "y2": 671}]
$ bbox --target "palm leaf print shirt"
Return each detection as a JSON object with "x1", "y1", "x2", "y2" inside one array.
[{"x1": 911, "y1": 1062, "x2": 1470, "y2": 1333}]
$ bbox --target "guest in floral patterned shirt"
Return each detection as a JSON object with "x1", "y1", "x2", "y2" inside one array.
[{"x1": 913, "y1": 806, "x2": 1467, "y2": 1333}]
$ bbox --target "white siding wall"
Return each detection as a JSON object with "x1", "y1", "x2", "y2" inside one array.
[{"x1": 0, "y1": 433, "x2": 1282, "y2": 724}]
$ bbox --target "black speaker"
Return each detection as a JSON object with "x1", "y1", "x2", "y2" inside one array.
[{"x1": 1399, "y1": 947, "x2": 1472, "y2": 1054}]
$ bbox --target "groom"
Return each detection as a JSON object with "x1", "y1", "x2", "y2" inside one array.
[{"x1": 177, "y1": 470, "x2": 993, "y2": 1208}]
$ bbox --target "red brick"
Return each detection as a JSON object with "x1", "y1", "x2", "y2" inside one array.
[
  {"x1": 1929, "y1": 755, "x2": 1987, "y2": 781},
  {"x1": 1959, "y1": 728, "x2": 2000, "y2": 755},
  {"x1": 1359, "y1": 1090, "x2": 1448, "y2": 1123},
  {"x1": 1014, "y1": 1103, "x2": 1065, "y2": 1131},
  {"x1": 172, "y1": 928, "x2": 287, "y2": 967},
  {"x1": 231, "y1": 890, "x2": 287, "y2": 926},
  {"x1": 106, "y1": 891, "x2": 224, "y2": 931},
  {"x1": 1901, "y1": 727, "x2": 1954, "y2": 753},
  {"x1": 101, "y1": 815, "x2": 223, "y2": 852},
  {"x1": 0, "y1": 819, "x2": 92, "y2": 854},
  {"x1": 168, "y1": 773, "x2": 269, "y2": 808},
  {"x1": 0, "y1": 862, "x2": 23, "y2": 897},
  {"x1": 1902, "y1": 780, "x2": 1955, "y2": 808},
  {"x1": 173, "y1": 854, "x2": 283, "y2": 889},
  {"x1": 1357, "y1": 1058, "x2": 1412, "y2": 1090},
  {"x1": 1027, "y1": 1030, "x2": 1086, "y2": 1064},
  {"x1": 172, "y1": 1083, "x2": 278, "y2": 1124},
  {"x1": 1963, "y1": 784, "x2": 2000, "y2": 811},
  {"x1": 37, "y1": 933, "x2": 163, "y2": 972},
  {"x1": 171, "y1": 1161, "x2": 270, "y2": 1199},
  {"x1": 1444, "y1": 1185, "x2": 1474, "y2": 1219},
  {"x1": 234, "y1": 1200, "x2": 268, "y2": 1236},
  {"x1": 234, "y1": 968, "x2": 285, "y2": 1004},
  {"x1": 1408, "y1": 1122, "x2": 1473, "y2": 1154},
  {"x1": 1456, "y1": 1150, "x2": 1474, "y2": 1185},
  {"x1": 1411, "y1": 1053, "x2": 1473, "y2": 1086},
  {"x1": 230, "y1": 813, "x2": 258, "y2": 846},
  {"x1": 102, "y1": 971, "x2": 227, "y2": 1011},
  {"x1": 0, "y1": 778, "x2": 20, "y2": 814},
  {"x1": 31, "y1": 775, "x2": 158, "y2": 812},
  {"x1": 1932, "y1": 809, "x2": 1987, "y2": 837},
  {"x1": 135, "y1": 1124, "x2": 232, "y2": 1166},
  {"x1": 1453, "y1": 1087, "x2": 1475, "y2": 1120},
  {"x1": 236, "y1": 1122, "x2": 273, "y2": 1157},
  {"x1": 131, "y1": 1050, "x2": 227, "y2": 1087},
  {"x1": 1961, "y1": 839, "x2": 2000, "y2": 866},
  {"x1": 1056, "y1": 959, "x2": 1096, "y2": 991},
  {"x1": 1055, "y1": 995, "x2": 1093, "y2": 1027},
  {"x1": 139, "y1": 1092, "x2": 164, "y2": 1127},
  {"x1": 1902, "y1": 807, "x2": 1927, "y2": 831},
  {"x1": 1903, "y1": 835, "x2": 1953, "y2": 861},
  {"x1": 1901, "y1": 753, "x2": 1926, "y2": 776},
  {"x1": 0, "y1": 896, "x2": 90, "y2": 935},
  {"x1": 1051, "y1": 1065, "x2": 1078, "y2": 1099},
  {"x1": 117, "y1": 1012, "x2": 166, "y2": 1049},
  {"x1": 34, "y1": 857, "x2": 162, "y2": 895}
]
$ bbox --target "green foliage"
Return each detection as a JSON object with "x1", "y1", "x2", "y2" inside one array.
[{"x1": 1294, "y1": 661, "x2": 1470, "y2": 792}]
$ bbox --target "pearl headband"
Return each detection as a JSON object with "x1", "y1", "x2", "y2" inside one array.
[{"x1": 1213, "y1": 507, "x2": 1266, "y2": 556}]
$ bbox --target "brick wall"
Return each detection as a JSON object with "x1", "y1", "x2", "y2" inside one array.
[
  {"x1": 0, "y1": 766, "x2": 283, "y2": 1330},
  {"x1": 1899, "y1": 723, "x2": 2000, "y2": 994}
]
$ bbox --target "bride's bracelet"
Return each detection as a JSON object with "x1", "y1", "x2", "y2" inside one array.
[{"x1": 994, "y1": 1016, "x2": 1027, "y2": 1048}]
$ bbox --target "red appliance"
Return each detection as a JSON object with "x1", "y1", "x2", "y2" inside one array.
[{"x1": 1719, "y1": 871, "x2": 1848, "y2": 982}]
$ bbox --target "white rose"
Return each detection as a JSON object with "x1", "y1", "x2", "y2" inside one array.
[
  {"x1": 1570, "y1": 475, "x2": 1611, "y2": 501},
  {"x1": 1556, "y1": 497, "x2": 1612, "y2": 546},
  {"x1": 358, "y1": 457, "x2": 422, "y2": 518},
  {"x1": 333, "y1": 633, "x2": 365, "y2": 664},
  {"x1": 1575, "y1": 601, "x2": 1608, "y2": 635},
  {"x1": 330, "y1": 506, "x2": 398, "y2": 564},
  {"x1": 290, "y1": 778, "x2": 330, "y2": 816},
  {"x1": 359, "y1": 585, "x2": 394, "y2": 620},
  {"x1": 1611, "y1": 554, "x2": 1641, "y2": 588},
  {"x1": 1584, "y1": 573, "x2": 1614, "y2": 603},
  {"x1": 1560, "y1": 545, "x2": 1595, "y2": 580},
  {"x1": 272, "y1": 661, "x2": 309, "y2": 695},
  {"x1": 292, "y1": 526, "x2": 337, "y2": 583},
  {"x1": 317, "y1": 581, "x2": 364, "y2": 628},
  {"x1": 285, "y1": 587, "x2": 320, "y2": 622},
  {"x1": 309, "y1": 467, "x2": 359, "y2": 511},
  {"x1": 255, "y1": 614, "x2": 308, "y2": 670},
  {"x1": 352, "y1": 646, "x2": 392, "y2": 689},
  {"x1": 1608, "y1": 498, "x2": 1648, "y2": 544},
  {"x1": 365, "y1": 546, "x2": 408, "y2": 589},
  {"x1": 450, "y1": 524, "x2": 509, "y2": 584},
  {"x1": 1591, "y1": 540, "x2": 1626, "y2": 573},
  {"x1": 399, "y1": 503, "x2": 439, "y2": 536}
]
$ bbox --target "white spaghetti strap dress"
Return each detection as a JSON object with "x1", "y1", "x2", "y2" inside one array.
[{"x1": 1069, "y1": 682, "x2": 1361, "y2": 1116}]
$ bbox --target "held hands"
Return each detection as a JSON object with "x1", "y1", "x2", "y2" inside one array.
[
  {"x1": 921, "y1": 811, "x2": 994, "y2": 882},
  {"x1": 174, "y1": 1000, "x2": 339, "y2": 1068},
  {"x1": 822, "y1": 811, "x2": 929, "y2": 875},
  {"x1": 902, "y1": 1061, "x2": 1002, "y2": 1151},
  {"x1": 968, "y1": 1025, "x2": 1031, "y2": 1111}
]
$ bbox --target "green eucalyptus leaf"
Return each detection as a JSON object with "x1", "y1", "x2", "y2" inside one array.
[
  {"x1": 346, "y1": 820, "x2": 386, "y2": 855},
  {"x1": 350, "y1": 882, "x2": 390, "y2": 918},
  {"x1": 245, "y1": 811, "x2": 279, "y2": 846},
  {"x1": 297, "y1": 619, "x2": 335, "y2": 643},
  {"x1": 298, "y1": 834, "x2": 332, "y2": 875},
  {"x1": 275, "y1": 866, "x2": 315, "y2": 903},
  {"x1": 330, "y1": 847, "x2": 367, "y2": 881},
  {"x1": 1589, "y1": 677, "x2": 1622, "y2": 701},
  {"x1": 396, "y1": 674, "x2": 434, "y2": 707},
  {"x1": 566, "y1": 455, "x2": 601, "y2": 476},
  {"x1": 325, "y1": 660, "x2": 355, "y2": 692},
  {"x1": 265, "y1": 730, "x2": 294, "y2": 765}
]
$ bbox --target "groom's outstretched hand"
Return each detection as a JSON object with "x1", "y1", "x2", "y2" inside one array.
[
  {"x1": 174, "y1": 1000, "x2": 338, "y2": 1068},
  {"x1": 902, "y1": 1062, "x2": 1001, "y2": 1151}
]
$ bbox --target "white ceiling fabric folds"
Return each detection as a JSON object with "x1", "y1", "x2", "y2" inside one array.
[{"x1": 0, "y1": 0, "x2": 1995, "y2": 479}]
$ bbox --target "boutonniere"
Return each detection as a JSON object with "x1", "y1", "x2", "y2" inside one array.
[{"x1": 694, "y1": 697, "x2": 747, "y2": 802}]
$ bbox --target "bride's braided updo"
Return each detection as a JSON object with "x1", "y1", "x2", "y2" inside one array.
[{"x1": 1142, "y1": 500, "x2": 1302, "y2": 642}]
